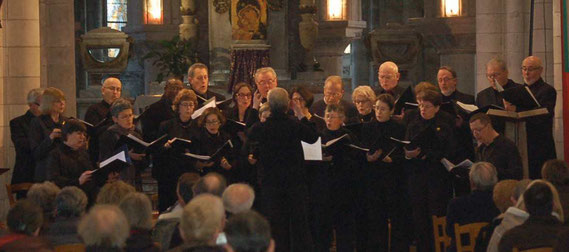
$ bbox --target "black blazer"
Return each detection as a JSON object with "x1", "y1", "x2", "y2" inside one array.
[
  {"x1": 28, "y1": 114, "x2": 67, "y2": 182},
  {"x1": 10, "y1": 110, "x2": 36, "y2": 184},
  {"x1": 140, "y1": 97, "x2": 176, "y2": 142}
]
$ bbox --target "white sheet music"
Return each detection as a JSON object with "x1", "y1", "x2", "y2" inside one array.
[
  {"x1": 98, "y1": 150, "x2": 128, "y2": 168},
  {"x1": 301, "y1": 137, "x2": 323, "y2": 161},
  {"x1": 191, "y1": 98, "x2": 217, "y2": 119}
]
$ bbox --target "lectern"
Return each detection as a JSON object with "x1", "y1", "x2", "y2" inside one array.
[{"x1": 486, "y1": 108, "x2": 549, "y2": 179}]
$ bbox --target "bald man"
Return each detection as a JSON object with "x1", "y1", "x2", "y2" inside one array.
[
  {"x1": 376, "y1": 61, "x2": 406, "y2": 98},
  {"x1": 309, "y1": 76, "x2": 359, "y2": 124},
  {"x1": 84, "y1": 77, "x2": 123, "y2": 163},
  {"x1": 516, "y1": 56, "x2": 557, "y2": 178}
]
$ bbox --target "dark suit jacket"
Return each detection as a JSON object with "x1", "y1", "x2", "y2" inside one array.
[
  {"x1": 476, "y1": 79, "x2": 520, "y2": 108},
  {"x1": 140, "y1": 97, "x2": 177, "y2": 142},
  {"x1": 374, "y1": 85, "x2": 406, "y2": 99},
  {"x1": 446, "y1": 190, "x2": 500, "y2": 252},
  {"x1": 84, "y1": 100, "x2": 114, "y2": 164},
  {"x1": 28, "y1": 114, "x2": 67, "y2": 182},
  {"x1": 310, "y1": 99, "x2": 359, "y2": 124},
  {"x1": 10, "y1": 110, "x2": 36, "y2": 184},
  {"x1": 475, "y1": 135, "x2": 523, "y2": 180}
]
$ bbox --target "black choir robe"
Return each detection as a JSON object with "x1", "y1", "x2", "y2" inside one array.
[
  {"x1": 374, "y1": 85, "x2": 406, "y2": 99},
  {"x1": 442, "y1": 90, "x2": 476, "y2": 162},
  {"x1": 84, "y1": 100, "x2": 114, "y2": 165},
  {"x1": 310, "y1": 99, "x2": 359, "y2": 124},
  {"x1": 476, "y1": 79, "x2": 521, "y2": 108},
  {"x1": 475, "y1": 134, "x2": 523, "y2": 180},
  {"x1": 10, "y1": 110, "x2": 36, "y2": 184},
  {"x1": 140, "y1": 97, "x2": 176, "y2": 142},
  {"x1": 29, "y1": 114, "x2": 67, "y2": 182}
]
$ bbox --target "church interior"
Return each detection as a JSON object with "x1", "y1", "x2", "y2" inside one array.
[{"x1": 0, "y1": 0, "x2": 568, "y2": 250}]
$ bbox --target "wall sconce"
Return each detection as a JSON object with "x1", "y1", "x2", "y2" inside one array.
[
  {"x1": 443, "y1": 0, "x2": 461, "y2": 17},
  {"x1": 327, "y1": 0, "x2": 346, "y2": 20},
  {"x1": 145, "y1": 0, "x2": 163, "y2": 24}
]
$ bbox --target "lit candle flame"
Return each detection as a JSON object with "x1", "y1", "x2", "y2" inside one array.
[
  {"x1": 328, "y1": 0, "x2": 343, "y2": 20},
  {"x1": 147, "y1": 0, "x2": 162, "y2": 24},
  {"x1": 445, "y1": 0, "x2": 460, "y2": 17}
]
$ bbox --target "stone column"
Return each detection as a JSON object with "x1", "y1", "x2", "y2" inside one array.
[
  {"x1": 1, "y1": 0, "x2": 41, "y2": 218},
  {"x1": 475, "y1": 0, "x2": 504, "y2": 94},
  {"x1": 40, "y1": 0, "x2": 76, "y2": 116}
]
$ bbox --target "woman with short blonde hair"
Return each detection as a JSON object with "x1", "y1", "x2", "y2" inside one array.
[{"x1": 352, "y1": 85, "x2": 377, "y2": 122}]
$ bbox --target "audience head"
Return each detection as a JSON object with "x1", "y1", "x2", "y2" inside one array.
[
  {"x1": 178, "y1": 172, "x2": 201, "y2": 206},
  {"x1": 96, "y1": 181, "x2": 136, "y2": 205},
  {"x1": 486, "y1": 58, "x2": 509, "y2": 88},
  {"x1": 233, "y1": 82, "x2": 254, "y2": 109},
  {"x1": 512, "y1": 179, "x2": 532, "y2": 205},
  {"x1": 27, "y1": 181, "x2": 61, "y2": 218},
  {"x1": 55, "y1": 186, "x2": 88, "y2": 218},
  {"x1": 541, "y1": 159, "x2": 569, "y2": 187},
  {"x1": 267, "y1": 87, "x2": 289, "y2": 114},
  {"x1": 61, "y1": 119, "x2": 88, "y2": 150},
  {"x1": 119, "y1": 192, "x2": 153, "y2": 230},
  {"x1": 164, "y1": 78, "x2": 184, "y2": 101},
  {"x1": 290, "y1": 85, "x2": 315, "y2": 109},
  {"x1": 27, "y1": 88, "x2": 43, "y2": 116},
  {"x1": 225, "y1": 210, "x2": 274, "y2": 252},
  {"x1": 524, "y1": 181, "x2": 554, "y2": 216},
  {"x1": 323, "y1": 76, "x2": 344, "y2": 105},
  {"x1": 324, "y1": 104, "x2": 346, "y2": 131},
  {"x1": 102, "y1": 77, "x2": 122, "y2": 104},
  {"x1": 198, "y1": 107, "x2": 226, "y2": 135},
  {"x1": 522, "y1": 56, "x2": 543, "y2": 85},
  {"x1": 515, "y1": 180, "x2": 564, "y2": 221},
  {"x1": 173, "y1": 89, "x2": 198, "y2": 117},
  {"x1": 7, "y1": 200, "x2": 43, "y2": 236},
  {"x1": 254, "y1": 67, "x2": 278, "y2": 98},
  {"x1": 352, "y1": 85, "x2": 376, "y2": 116},
  {"x1": 416, "y1": 90, "x2": 441, "y2": 120},
  {"x1": 469, "y1": 162, "x2": 498, "y2": 191},
  {"x1": 110, "y1": 98, "x2": 134, "y2": 130},
  {"x1": 469, "y1": 113, "x2": 497, "y2": 145},
  {"x1": 259, "y1": 103, "x2": 271, "y2": 122},
  {"x1": 188, "y1": 63, "x2": 209, "y2": 95},
  {"x1": 78, "y1": 204, "x2": 129, "y2": 248},
  {"x1": 179, "y1": 194, "x2": 225, "y2": 246},
  {"x1": 40, "y1": 87, "x2": 65, "y2": 115},
  {"x1": 375, "y1": 93, "x2": 395, "y2": 122},
  {"x1": 437, "y1": 66, "x2": 458, "y2": 96},
  {"x1": 378, "y1": 61, "x2": 400, "y2": 92},
  {"x1": 193, "y1": 172, "x2": 228, "y2": 197},
  {"x1": 222, "y1": 183, "x2": 255, "y2": 214},
  {"x1": 492, "y1": 179, "x2": 518, "y2": 213}
]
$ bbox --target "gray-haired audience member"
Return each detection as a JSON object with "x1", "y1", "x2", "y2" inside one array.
[
  {"x1": 96, "y1": 180, "x2": 136, "y2": 205},
  {"x1": 78, "y1": 204, "x2": 130, "y2": 251},
  {"x1": 193, "y1": 172, "x2": 227, "y2": 197},
  {"x1": 446, "y1": 162, "x2": 500, "y2": 252},
  {"x1": 27, "y1": 181, "x2": 61, "y2": 225},
  {"x1": 44, "y1": 186, "x2": 87, "y2": 246},
  {"x1": 222, "y1": 183, "x2": 255, "y2": 214},
  {"x1": 119, "y1": 192, "x2": 160, "y2": 252},
  {"x1": 225, "y1": 210, "x2": 274, "y2": 252},
  {"x1": 0, "y1": 199, "x2": 53, "y2": 250},
  {"x1": 173, "y1": 194, "x2": 226, "y2": 251}
]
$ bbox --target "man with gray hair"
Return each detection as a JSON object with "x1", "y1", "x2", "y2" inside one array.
[
  {"x1": 77, "y1": 204, "x2": 130, "y2": 251},
  {"x1": 222, "y1": 183, "x2": 255, "y2": 215},
  {"x1": 476, "y1": 58, "x2": 521, "y2": 109},
  {"x1": 248, "y1": 87, "x2": 318, "y2": 252},
  {"x1": 193, "y1": 172, "x2": 227, "y2": 197},
  {"x1": 376, "y1": 61, "x2": 405, "y2": 98},
  {"x1": 252, "y1": 67, "x2": 278, "y2": 110},
  {"x1": 44, "y1": 186, "x2": 87, "y2": 246},
  {"x1": 445, "y1": 162, "x2": 500, "y2": 252},
  {"x1": 309, "y1": 75, "x2": 358, "y2": 123},
  {"x1": 10, "y1": 88, "x2": 43, "y2": 189}
]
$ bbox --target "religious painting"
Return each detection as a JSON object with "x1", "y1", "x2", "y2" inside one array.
[{"x1": 231, "y1": 0, "x2": 268, "y2": 41}]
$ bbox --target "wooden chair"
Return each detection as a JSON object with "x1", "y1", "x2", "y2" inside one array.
[
  {"x1": 512, "y1": 248, "x2": 553, "y2": 252},
  {"x1": 53, "y1": 243, "x2": 85, "y2": 252},
  {"x1": 5, "y1": 183, "x2": 33, "y2": 207},
  {"x1": 454, "y1": 222, "x2": 488, "y2": 252},
  {"x1": 432, "y1": 215, "x2": 451, "y2": 252}
]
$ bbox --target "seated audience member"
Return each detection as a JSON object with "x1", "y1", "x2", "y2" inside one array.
[
  {"x1": 193, "y1": 172, "x2": 227, "y2": 197},
  {"x1": 487, "y1": 179, "x2": 533, "y2": 252},
  {"x1": 498, "y1": 181, "x2": 564, "y2": 251},
  {"x1": 474, "y1": 179, "x2": 519, "y2": 252},
  {"x1": 470, "y1": 113, "x2": 523, "y2": 180},
  {"x1": 0, "y1": 200, "x2": 43, "y2": 248},
  {"x1": 154, "y1": 173, "x2": 201, "y2": 250},
  {"x1": 119, "y1": 192, "x2": 160, "y2": 252},
  {"x1": 170, "y1": 194, "x2": 226, "y2": 251},
  {"x1": 96, "y1": 180, "x2": 136, "y2": 205},
  {"x1": 44, "y1": 186, "x2": 87, "y2": 246},
  {"x1": 225, "y1": 210, "x2": 274, "y2": 252},
  {"x1": 27, "y1": 181, "x2": 61, "y2": 226},
  {"x1": 446, "y1": 162, "x2": 500, "y2": 252},
  {"x1": 541, "y1": 159, "x2": 569, "y2": 222},
  {"x1": 222, "y1": 183, "x2": 255, "y2": 216},
  {"x1": 78, "y1": 204, "x2": 130, "y2": 252}
]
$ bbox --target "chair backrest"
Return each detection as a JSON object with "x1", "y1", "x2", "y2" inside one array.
[
  {"x1": 54, "y1": 243, "x2": 85, "y2": 252},
  {"x1": 432, "y1": 215, "x2": 451, "y2": 252},
  {"x1": 512, "y1": 248, "x2": 553, "y2": 252},
  {"x1": 454, "y1": 222, "x2": 488, "y2": 252},
  {"x1": 5, "y1": 183, "x2": 33, "y2": 207}
]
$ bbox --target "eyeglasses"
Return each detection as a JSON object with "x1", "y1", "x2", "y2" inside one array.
[
  {"x1": 118, "y1": 114, "x2": 134, "y2": 120},
  {"x1": 292, "y1": 97, "x2": 304, "y2": 102},
  {"x1": 324, "y1": 114, "x2": 343, "y2": 120},
  {"x1": 373, "y1": 105, "x2": 390, "y2": 112},
  {"x1": 257, "y1": 78, "x2": 276, "y2": 86},
  {"x1": 521, "y1": 67, "x2": 541, "y2": 72},
  {"x1": 205, "y1": 120, "x2": 221, "y2": 125},
  {"x1": 471, "y1": 123, "x2": 489, "y2": 134},
  {"x1": 353, "y1": 99, "x2": 370, "y2": 105},
  {"x1": 486, "y1": 72, "x2": 503, "y2": 79},
  {"x1": 438, "y1": 77, "x2": 455, "y2": 83},
  {"x1": 179, "y1": 102, "x2": 195, "y2": 108},
  {"x1": 378, "y1": 74, "x2": 394, "y2": 80},
  {"x1": 324, "y1": 92, "x2": 341, "y2": 98},
  {"x1": 236, "y1": 93, "x2": 252, "y2": 98}
]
